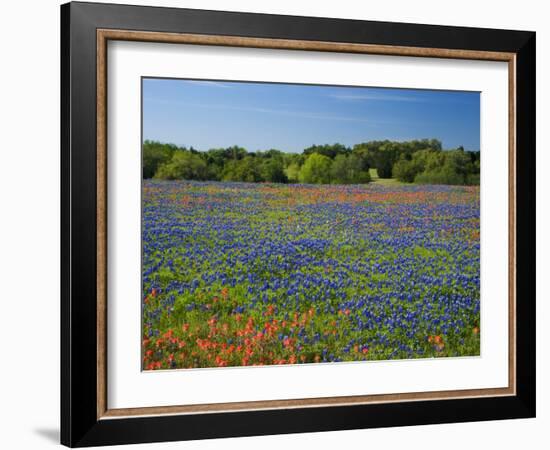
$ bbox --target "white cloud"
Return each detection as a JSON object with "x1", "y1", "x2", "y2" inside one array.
[
  {"x1": 143, "y1": 97, "x2": 391, "y2": 124},
  {"x1": 177, "y1": 80, "x2": 232, "y2": 88},
  {"x1": 330, "y1": 92, "x2": 425, "y2": 102}
]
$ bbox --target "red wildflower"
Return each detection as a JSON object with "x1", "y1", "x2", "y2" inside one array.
[
  {"x1": 163, "y1": 329, "x2": 173, "y2": 339},
  {"x1": 215, "y1": 356, "x2": 227, "y2": 367}
]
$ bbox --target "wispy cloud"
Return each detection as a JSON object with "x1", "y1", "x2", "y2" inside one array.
[
  {"x1": 330, "y1": 92, "x2": 425, "y2": 102},
  {"x1": 224, "y1": 105, "x2": 380, "y2": 124},
  {"x1": 177, "y1": 80, "x2": 232, "y2": 88},
  {"x1": 144, "y1": 97, "x2": 390, "y2": 125},
  {"x1": 330, "y1": 90, "x2": 479, "y2": 104}
]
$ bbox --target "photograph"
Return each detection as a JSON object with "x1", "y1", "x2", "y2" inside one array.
[
  {"x1": 141, "y1": 78, "x2": 482, "y2": 370},
  {"x1": 56, "y1": 2, "x2": 537, "y2": 446}
]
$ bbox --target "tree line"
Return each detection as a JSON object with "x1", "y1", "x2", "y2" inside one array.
[{"x1": 143, "y1": 139, "x2": 480, "y2": 185}]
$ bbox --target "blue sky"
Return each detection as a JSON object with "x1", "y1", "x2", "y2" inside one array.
[{"x1": 143, "y1": 78, "x2": 480, "y2": 153}]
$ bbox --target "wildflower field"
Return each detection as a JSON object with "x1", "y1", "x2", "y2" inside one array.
[{"x1": 142, "y1": 180, "x2": 480, "y2": 370}]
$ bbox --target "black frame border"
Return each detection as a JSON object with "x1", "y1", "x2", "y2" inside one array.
[{"x1": 61, "y1": 1, "x2": 535, "y2": 447}]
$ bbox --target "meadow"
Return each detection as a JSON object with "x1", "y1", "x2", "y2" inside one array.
[{"x1": 142, "y1": 180, "x2": 480, "y2": 370}]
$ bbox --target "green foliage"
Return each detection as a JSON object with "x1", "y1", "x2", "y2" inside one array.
[
  {"x1": 414, "y1": 170, "x2": 464, "y2": 185},
  {"x1": 146, "y1": 138, "x2": 478, "y2": 186},
  {"x1": 375, "y1": 143, "x2": 399, "y2": 178},
  {"x1": 298, "y1": 153, "x2": 333, "y2": 184},
  {"x1": 391, "y1": 147, "x2": 480, "y2": 186},
  {"x1": 330, "y1": 154, "x2": 371, "y2": 184},
  {"x1": 376, "y1": 163, "x2": 393, "y2": 179},
  {"x1": 466, "y1": 173, "x2": 480, "y2": 185},
  {"x1": 285, "y1": 163, "x2": 301, "y2": 183},
  {"x1": 354, "y1": 139, "x2": 444, "y2": 179},
  {"x1": 393, "y1": 158, "x2": 420, "y2": 183},
  {"x1": 303, "y1": 143, "x2": 350, "y2": 159},
  {"x1": 154, "y1": 150, "x2": 208, "y2": 181},
  {"x1": 410, "y1": 148, "x2": 479, "y2": 185},
  {"x1": 261, "y1": 158, "x2": 288, "y2": 183},
  {"x1": 222, "y1": 156, "x2": 264, "y2": 182},
  {"x1": 142, "y1": 140, "x2": 178, "y2": 178},
  {"x1": 224, "y1": 145, "x2": 248, "y2": 161}
]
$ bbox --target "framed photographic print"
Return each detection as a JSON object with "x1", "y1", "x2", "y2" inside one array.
[{"x1": 60, "y1": 1, "x2": 536, "y2": 447}]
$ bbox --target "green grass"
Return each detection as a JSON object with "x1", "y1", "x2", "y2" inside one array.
[{"x1": 369, "y1": 168, "x2": 407, "y2": 186}]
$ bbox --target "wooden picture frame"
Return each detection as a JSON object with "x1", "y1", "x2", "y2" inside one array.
[{"x1": 61, "y1": 1, "x2": 535, "y2": 447}]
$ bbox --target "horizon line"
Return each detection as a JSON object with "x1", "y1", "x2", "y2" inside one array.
[{"x1": 142, "y1": 139, "x2": 480, "y2": 153}]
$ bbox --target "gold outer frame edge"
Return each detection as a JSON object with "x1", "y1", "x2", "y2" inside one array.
[{"x1": 96, "y1": 29, "x2": 517, "y2": 420}]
